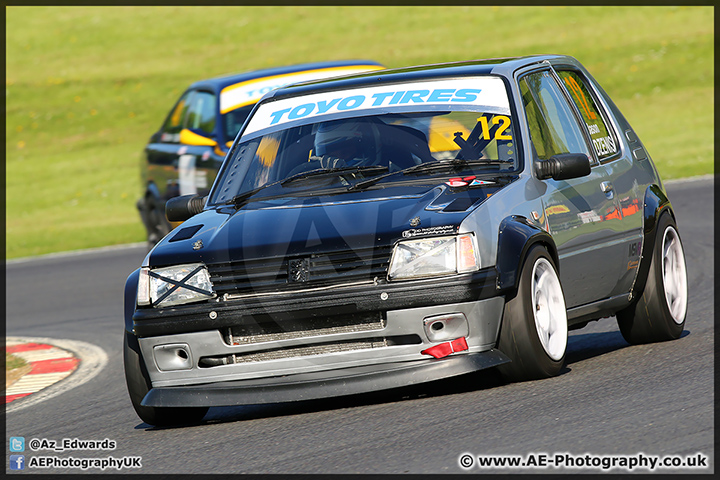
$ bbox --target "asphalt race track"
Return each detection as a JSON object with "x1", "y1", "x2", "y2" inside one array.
[{"x1": 5, "y1": 177, "x2": 714, "y2": 474}]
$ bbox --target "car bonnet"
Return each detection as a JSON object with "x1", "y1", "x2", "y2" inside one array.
[{"x1": 147, "y1": 180, "x2": 511, "y2": 268}]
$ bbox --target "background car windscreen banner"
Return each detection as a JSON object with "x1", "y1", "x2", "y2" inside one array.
[{"x1": 219, "y1": 65, "x2": 385, "y2": 114}]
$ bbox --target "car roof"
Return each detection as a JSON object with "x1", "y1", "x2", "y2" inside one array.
[
  {"x1": 263, "y1": 55, "x2": 574, "y2": 101},
  {"x1": 188, "y1": 59, "x2": 385, "y2": 93}
]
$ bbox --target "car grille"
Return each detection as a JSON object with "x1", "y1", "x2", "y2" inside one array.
[
  {"x1": 206, "y1": 245, "x2": 393, "y2": 297},
  {"x1": 198, "y1": 334, "x2": 422, "y2": 368},
  {"x1": 226, "y1": 312, "x2": 386, "y2": 345},
  {"x1": 198, "y1": 246, "x2": 403, "y2": 368},
  {"x1": 229, "y1": 338, "x2": 390, "y2": 364}
]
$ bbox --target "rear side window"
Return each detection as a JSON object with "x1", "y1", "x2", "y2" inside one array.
[
  {"x1": 519, "y1": 70, "x2": 591, "y2": 161},
  {"x1": 556, "y1": 70, "x2": 619, "y2": 160},
  {"x1": 185, "y1": 91, "x2": 217, "y2": 136}
]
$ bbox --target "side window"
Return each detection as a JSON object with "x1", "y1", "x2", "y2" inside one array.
[
  {"x1": 556, "y1": 70, "x2": 619, "y2": 160},
  {"x1": 160, "y1": 91, "x2": 193, "y2": 142},
  {"x1": 519, "y1": 70, "x2": 591, "y2": 161},
  {"x1": 185, "y1": 91, "x2": 217, "y2": 136}
]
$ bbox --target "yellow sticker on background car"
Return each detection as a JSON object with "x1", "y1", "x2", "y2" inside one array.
[{"x1": 179, "y1": 128, "x2": 217, "y2": 146}]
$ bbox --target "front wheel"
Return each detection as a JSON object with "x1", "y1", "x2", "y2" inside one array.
[
  {"x1": 123, "y1": 332, "x2": 208, "y2": 427},
  {"x1": 616, "y1": 213, "x2": 687, "y2": 344},
  {"x1": 496, "y1": 245, "x2": 568, "y2": 382}
]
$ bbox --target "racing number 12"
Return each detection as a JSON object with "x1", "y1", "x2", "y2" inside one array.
[{"x1": 477, "y1": 115, "x2": 512, "y2": 141}]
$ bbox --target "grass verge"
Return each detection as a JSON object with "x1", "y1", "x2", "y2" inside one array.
[{"x1": 6, "y1": 6, "x2": 713, "y2": 259}]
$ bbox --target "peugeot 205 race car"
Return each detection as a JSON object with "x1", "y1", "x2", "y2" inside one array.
[
  {"x1": 124, "y1": 55, "x2": 688, "y2": 426},
  {"x1": 136, "y1": 60, "x2": 384, "y2": 245}
]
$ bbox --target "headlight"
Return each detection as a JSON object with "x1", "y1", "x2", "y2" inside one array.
[
  {"x1": 388, "y1": 233, "x2": 480, "y2": 280},
  {"x1": 137, "y1": 263, "x2": 216, "y2": 307}
]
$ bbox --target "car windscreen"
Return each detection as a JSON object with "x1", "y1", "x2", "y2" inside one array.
[{"x1": 208, "y1": 76, "x2": 517, "y2": 206}]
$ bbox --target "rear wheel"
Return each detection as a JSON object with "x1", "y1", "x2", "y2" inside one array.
[
  {"x1": 616, "y1": 213, "x2": 687, "y2": 344},
  {"x1": 496, "y1": 245, "x2": 568, "y2": 382},
  {"x1": 123, "y1": 332, "x2": 208, "y2": 427}
]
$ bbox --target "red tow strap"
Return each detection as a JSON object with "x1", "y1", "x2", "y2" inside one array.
[{"x1": 420, "y1": 337, "x2": 468, "y2": 359}]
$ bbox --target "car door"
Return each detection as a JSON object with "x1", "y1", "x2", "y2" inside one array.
[
  {"x1": 554, "y1": 67, "x2": 644, "y2": 300},
  {"x1": 518, "y1": 69, "x2": 628, "y2": 308}
]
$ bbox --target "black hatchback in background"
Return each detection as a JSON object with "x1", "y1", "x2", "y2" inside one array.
[{"x1": 136, "y1": 60, "x2": 384, "y2": 244}]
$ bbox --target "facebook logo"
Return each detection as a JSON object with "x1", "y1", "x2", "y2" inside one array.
[
  {"x1": 10, "y1": 437, "x2": 25, "y2": 452},
  {"x1": 9, "y1": 455, "x2": 25, "y2": 470}
]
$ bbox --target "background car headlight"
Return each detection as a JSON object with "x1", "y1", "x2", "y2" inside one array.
[
  {"x1": 388, "y1": 233, "x2": 480, "y2": 280},
  {"x1": 137, "y1": 263, "x2": 215, "y2": 307}
]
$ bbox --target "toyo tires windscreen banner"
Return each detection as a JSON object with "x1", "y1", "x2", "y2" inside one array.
[{"x1": 242, "y1": 76, "x2": 511, "y2": 138}]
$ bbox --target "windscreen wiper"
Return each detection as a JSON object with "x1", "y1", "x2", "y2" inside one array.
[
  {"x1": 222, "y1": 180, "x2": 286, "y2": 208},
  {"x1": 280, "y1": 165, "x2": 388, "y2": 186},
  {"x1": 222, "y1": 165, "x2": 389, "y2": 208},
  {"x1": 348, "y1": 159, "x2": 514, "y2": 191}
]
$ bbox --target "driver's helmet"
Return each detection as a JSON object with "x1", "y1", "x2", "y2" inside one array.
[{"x1": 314, "y1": 119, "x2": 382, "y2": 166}]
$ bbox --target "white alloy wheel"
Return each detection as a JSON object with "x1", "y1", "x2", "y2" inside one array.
[
  {"x1": 616, "y1": 214, "x2": 686, "y2": 344},
  {"x1": 531, "y1": 258, "x2": 568, "y2": 361},
  {"x1": 661, "y1": 226, "x2": 688, "y2": 324}
]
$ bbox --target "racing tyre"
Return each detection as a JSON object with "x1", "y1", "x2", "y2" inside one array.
[
  {"x1": 496, "y1": 245, "x2": 568, "y2": 382},
  {"x1": 616, "y1": 213, "x2": 687, "y2": 344},
  {"x1": 123, "y1": 332, "x2": 208, "y2": 427}
]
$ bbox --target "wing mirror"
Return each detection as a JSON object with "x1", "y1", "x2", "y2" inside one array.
[
  {"x1": 166, "y1": 194, "x2": 207, "y2": 222},
  {"x1": 535, "y1": 153, "x2": 592, "y2": 181}
]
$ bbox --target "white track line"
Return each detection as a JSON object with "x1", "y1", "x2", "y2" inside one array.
[
  {"x1": 664, "y1": 173, "x2": 714, "y2": 185},
  {"x1": 7, "y1": 242, "x2": 147, "y2": 265}
]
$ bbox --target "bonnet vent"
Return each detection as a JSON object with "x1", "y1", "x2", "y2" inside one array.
[{"x1": 169, "y1": 224, "x2": 203, "y2": 242}]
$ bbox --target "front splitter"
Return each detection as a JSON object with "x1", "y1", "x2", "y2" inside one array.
[{"x1": 142, "y1": 349, "x2": 510, "y2": 407}]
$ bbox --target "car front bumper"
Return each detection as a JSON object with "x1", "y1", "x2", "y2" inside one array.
[
  {"x1": 132, "y1": 267, "x2": 508, "y2": 407},
  {"x1": 137, "y1": 293, "x2": 507, "y2": 407}
]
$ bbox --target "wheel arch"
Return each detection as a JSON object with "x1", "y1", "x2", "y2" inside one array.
[
  {"x1": 144, "y1": 181, "x2": 163, "y2": 203},
  {"x1": 137, "y1": 181, "x2": 163, "y2": 221},
  {"x1": 495, "y1": 215, "x2": 559, "y2": 298},
  {"x1": 632, "y1": 184, "x2": 676, "y2": 301},
  {"x1": 124, "y1": 268, "x2": 141, "y2": 336}
]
